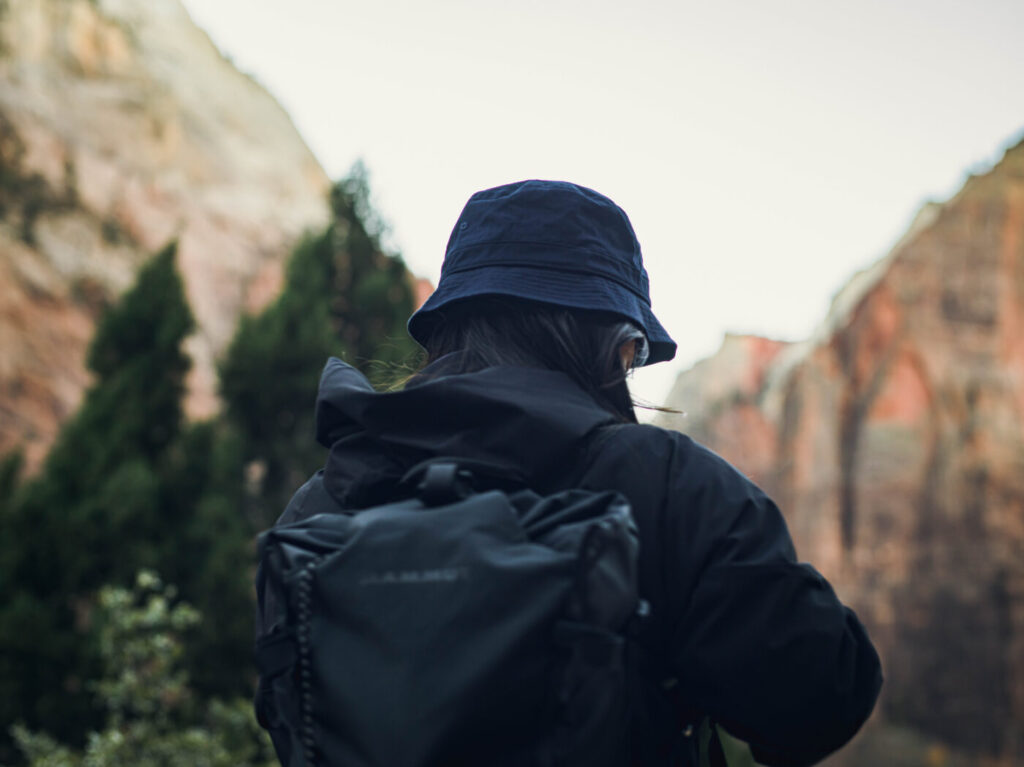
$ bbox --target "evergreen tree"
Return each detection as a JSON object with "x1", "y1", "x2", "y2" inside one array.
[
  {"x1": 219, "y1": 162, "x2": 420, "y2": 528},
  {"x1": 160, "y1": 419, "x2": 253, "y2": 701},
  {"x1": 0, "y1": 243, "x2": 195, "y2": 754},
  {"x1": 0, "y1": 164, "x2": 422, "y2": 763},
  {"x1": 0, "y1": 451, "x2": 22, "y2": 520},
  {"x1": 327, "y1": 163, "x2": 420, "y2": 373}
]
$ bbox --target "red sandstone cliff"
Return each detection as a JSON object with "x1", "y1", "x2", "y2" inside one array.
[
  {"x1": 660, "y1": 137, "x2": 1024, "y2": 762},
  {"x1": 0, "y1": 0, "x2": 331, "y2": 470}
]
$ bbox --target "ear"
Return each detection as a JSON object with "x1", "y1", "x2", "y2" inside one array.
[{"x1": 619, "y1": 340, "x2": 637, "y2": 371}]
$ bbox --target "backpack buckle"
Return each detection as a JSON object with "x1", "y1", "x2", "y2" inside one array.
[{"x1": 417, "y1": 462, "x2": 472, "y2": 506}]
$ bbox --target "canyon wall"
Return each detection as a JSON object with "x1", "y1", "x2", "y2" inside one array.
[
  {"x1": 660, "y1": 137, "x2": 1024, "y2": 761},
  {"x1": 0, "y1": 0, "x2": 330, "y2": 470}
]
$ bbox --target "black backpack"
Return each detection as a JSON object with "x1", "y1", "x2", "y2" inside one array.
[{"x1": 254, "y1": 457, "x2": 645, "y2": 767}]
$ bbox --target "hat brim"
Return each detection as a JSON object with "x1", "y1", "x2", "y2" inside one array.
[{"x1": 408, "y1": 265, "x2": 676, "y2": 366}]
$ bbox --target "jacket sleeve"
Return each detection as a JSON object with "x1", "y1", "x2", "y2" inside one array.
[{"x1": 663, "y1": 437, "x2": 882, "y2": 767}]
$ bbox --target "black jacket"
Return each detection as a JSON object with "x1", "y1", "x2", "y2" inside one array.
[{"x1": 274, "y1": 357, "x2": 882, "y2": 766}]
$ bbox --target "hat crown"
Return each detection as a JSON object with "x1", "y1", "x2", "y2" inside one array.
[
  {"x1": 444, "y1": 180, "x2": 645, "y2": 276},
  {"x1": 408, "y1": 179, "x2": 677, "y2": 366}
]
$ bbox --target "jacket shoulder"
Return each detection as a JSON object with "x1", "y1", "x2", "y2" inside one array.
[
  {"x1": 590, "y1": 423, "x2": 757, "y2": 495},
  {"x1": 277, "y1": 470, "x2": 335, "y2": 526}
]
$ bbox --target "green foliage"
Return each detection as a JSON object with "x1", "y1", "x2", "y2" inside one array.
[
  {"x1": 329, "y1": 162, "x2": 421, "y2": 375},
  {"x1": 9, "y1": 571, "x2": 275, "y2": 767},
  {"x1": 31, "y1": 242, "x2": 193, "y2": 510},
  {"x1": 158, "y1": 420, "x2": 253, "y2": 699},
  {"x1": 0, "y1": 243, "x2": 197, "y2": 754},
  {"x1": 0, "y1": 450, "x2": 22, "y2": 516},
  {"x1": 0, "y1": 163, "x2": 419, "y2": 763},
  {"x1": 220, "y1": 161, "x2": 419, "y2": 526}
]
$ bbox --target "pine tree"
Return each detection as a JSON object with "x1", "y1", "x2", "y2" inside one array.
[
  {"x1": 0, "y1": 243, "x2": 196, "y2": 754},
  {"x1": 0, "y1": 165, "x2": 422, "y2": 763},
  {"x1": 0, "y1": 451, "x2": 22, "y2": 520},
  {"x1": 160, "y1": 419, "x2": 253, "y2": 701},
  {"x1": 219, "y1": 162, "x2": 420, "y2": 528}
]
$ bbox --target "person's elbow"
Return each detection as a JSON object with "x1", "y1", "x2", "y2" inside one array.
[
  {"x1": 676, "y1": 563, "x2": 884, "y2": 767},
  {"x1": 744, "y1": 605, "x2": 883, "y2": 767}
]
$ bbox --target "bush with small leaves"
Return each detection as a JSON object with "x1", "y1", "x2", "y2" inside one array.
[{"x1": 9, "y1": 572, "x2": 275, "y2": 767}]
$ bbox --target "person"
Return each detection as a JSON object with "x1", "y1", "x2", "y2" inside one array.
[{"x1": 268, "y1": 180, "x2": 882, "y2": 766}]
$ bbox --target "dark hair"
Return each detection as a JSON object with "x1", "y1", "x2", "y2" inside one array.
[{"x1": 417, "y1": 297, "x2": 640, "y2": 423}]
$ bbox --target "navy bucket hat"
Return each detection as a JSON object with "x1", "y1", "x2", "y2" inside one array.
[{"x1": 408, "y1": 180, "x2": 677, "y2": 366}]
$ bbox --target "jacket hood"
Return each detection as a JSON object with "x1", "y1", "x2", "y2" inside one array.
[{"x1": 313, "y1": 357, "x2": 617, "y2": 507}]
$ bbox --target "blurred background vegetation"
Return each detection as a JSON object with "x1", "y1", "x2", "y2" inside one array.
[{"x1": 0, "y1": 165, "x2": 419, "y2": 765}]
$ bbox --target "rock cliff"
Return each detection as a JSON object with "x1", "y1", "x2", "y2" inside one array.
[
  {"x1": 0, "y1": 0, "x2": 330, "y2": 470},
  {"x1": 660, "y1": 137, "x2": 1024, "y2": 760}
]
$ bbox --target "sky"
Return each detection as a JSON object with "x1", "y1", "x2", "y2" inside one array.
[{"x1": 180, "y1": 0, "x2": 1024, "y2": 407}]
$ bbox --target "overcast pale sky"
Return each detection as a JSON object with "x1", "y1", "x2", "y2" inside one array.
[{"x1": 180, "y1": 0, "x2": 1024, "y2": 406}]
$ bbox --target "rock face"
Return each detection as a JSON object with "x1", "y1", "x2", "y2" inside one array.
[
  {"x1": 660, "y1": 138, "x2": 1024, "y2": 761},
  {"x1": 0, "y1": 0, "x2": 330, "y2": 470}
]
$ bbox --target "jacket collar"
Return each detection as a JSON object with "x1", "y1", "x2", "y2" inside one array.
[{"x1": 313, "y1": 357, "x2": 616, "y2": 507}]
